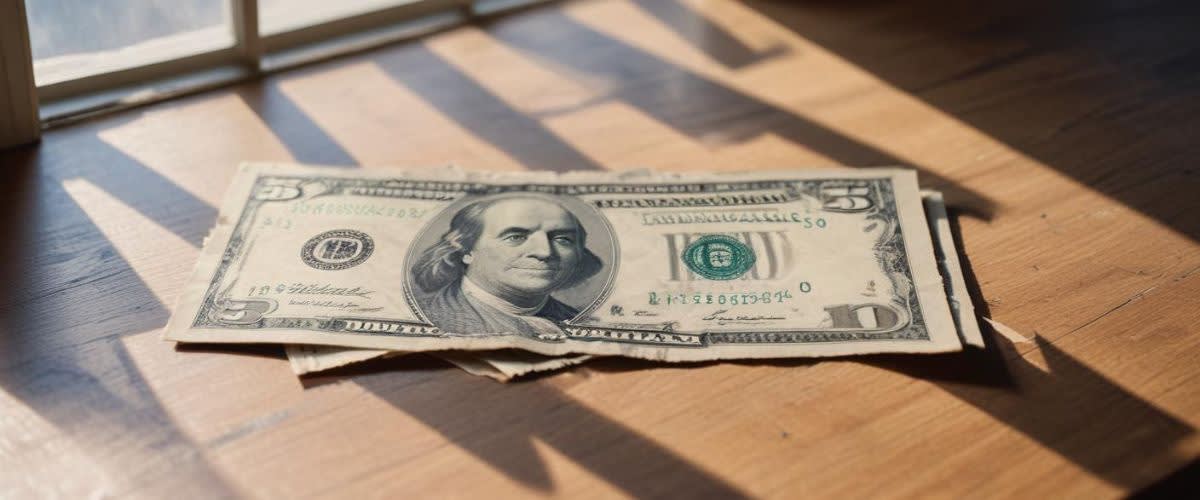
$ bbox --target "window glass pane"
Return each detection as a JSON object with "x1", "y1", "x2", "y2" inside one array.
[
  {"x1": 24, "y1": 0, "x2": 233, "y2": 86},
  {"x1": 259, "y1": 0, "x2": 421, "y2": 35}
]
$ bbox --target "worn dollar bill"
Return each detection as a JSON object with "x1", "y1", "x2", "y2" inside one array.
[
  {"x1": 285, "y1": 344, "x2": 590, "y2": 380},
  {"x1": 283, "y1": 191, "x2": 983, "y2": 377},
  {"x1": 922, "y1": 191, "x2": 984, "y2": 348},
  {"x1": 164, "y1": 163, "x2": 965, "y2": 361},
  {"x1": 435, "y1": 351, "x2": 593, "y2": 381},
  {"x1": 286, "y1": 344, "x2": 401, "y2": 374}
]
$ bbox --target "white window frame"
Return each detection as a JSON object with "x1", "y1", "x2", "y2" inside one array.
[{"x1": 0, "y1": 0, "x2": 546, "y2": 148}]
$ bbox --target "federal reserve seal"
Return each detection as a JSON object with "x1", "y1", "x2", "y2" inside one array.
[
  {"x1": 682, "y1": 234, "x2": 756, "y2": 280},
  {"x1": 301, "y1": 229, "x2": 375, "y2": 270}
]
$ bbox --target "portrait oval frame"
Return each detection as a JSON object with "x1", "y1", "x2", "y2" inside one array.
[{"x1": 402, "y1": 191, "x2": 620, "y2": 327}]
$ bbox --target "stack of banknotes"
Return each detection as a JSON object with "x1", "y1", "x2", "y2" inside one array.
[{"x1": 164, "y1": 163, "x2": 982, "y2": 380}]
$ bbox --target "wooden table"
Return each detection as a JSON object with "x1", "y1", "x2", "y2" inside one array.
[{"x1": 2, "y1": 0, "x2": 1198, "y2": 497}]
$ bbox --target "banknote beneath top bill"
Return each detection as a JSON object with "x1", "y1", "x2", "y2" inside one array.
[
  {"x1": 286, "y1": 344, "x2": 592, "y2": 381},
  {"x1": 164, "y1": 163, "x2": 963, "y2": 361}
]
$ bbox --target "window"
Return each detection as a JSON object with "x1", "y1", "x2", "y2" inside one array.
[
  {"x1": 0, "y1": 0, "x2": 543, "y2": 148},
  {"x1": 26, "y1": 0, "x2": 233, "y2": 86},
  {"x1": 259, "y1": 0, "x2": 422, "y2": 35}
]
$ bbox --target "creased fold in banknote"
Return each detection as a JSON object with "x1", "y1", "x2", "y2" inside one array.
[
  {"x1": 284, "y1": 345, "x2": 591, "y2": 381},
  {"x1": 437, "y1": 351, "x2": 593, "y2": 381},
  {"x1": 165, "y1": 163, "x2": 966, "y2": 362}
]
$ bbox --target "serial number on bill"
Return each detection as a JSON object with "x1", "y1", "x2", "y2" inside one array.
[{"x1": 649, "y1": 288, "x2": 804, "y2": 306}]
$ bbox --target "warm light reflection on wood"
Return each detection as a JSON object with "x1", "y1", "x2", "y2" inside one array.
[
  {"x1": 426, "y1": 28, "x2": 600, "y2": 115},
  {"x1": 96, "y1": 95, "x2": 295, "y2": 204},
  {"x1": 61, "y1": 178, "x2": 196, "y2": 302},
  {"x1": 0, "y1": 387, "x2": 107, "y2": 498},
  {"x1": 540, "y1": 101, "x2": 836, "y2": 169},
  {"x1": 278, "y1": 61, "x2": 529, "y2": 169}
]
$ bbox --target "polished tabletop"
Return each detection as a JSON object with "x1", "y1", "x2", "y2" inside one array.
[{"x1": 1, "y1": 0, "x2": 1198, "y2": 497}]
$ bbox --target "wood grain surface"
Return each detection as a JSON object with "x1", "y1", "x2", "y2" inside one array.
[{"x1": 2, "y1": 0, "x2": 1199, "y2": 497}]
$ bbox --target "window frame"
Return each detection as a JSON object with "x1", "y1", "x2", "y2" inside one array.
[
  {"x1": 0, "y1": 0, "x2": 544, "y2": 147},
  {"x1": 0, "y1": 0, "x2": 40, "y2": 148}
]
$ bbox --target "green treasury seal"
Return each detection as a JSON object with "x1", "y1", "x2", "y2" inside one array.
[{"x1": 681, "y1": 234, "x2": 756, "y2": 280}]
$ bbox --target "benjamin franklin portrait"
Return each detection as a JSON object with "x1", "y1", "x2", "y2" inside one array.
[{"x1": 409, "y1": 194, "x2": 609, "y2": 339}]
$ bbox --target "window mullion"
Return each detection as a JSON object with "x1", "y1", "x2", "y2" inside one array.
[{"x1": 230, "y1": 0, "x2": 263, "y2": 70}]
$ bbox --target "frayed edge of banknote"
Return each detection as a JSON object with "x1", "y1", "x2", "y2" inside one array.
[
  {"x1": 921, "y1": 191, "x2": 985, "y2": 348},
  {"x1": 437, "y1": 351, "x2": 593, "y2": 382},
  {"x1": 285, "y1": 344, "x2": 592, "y2": 382}
]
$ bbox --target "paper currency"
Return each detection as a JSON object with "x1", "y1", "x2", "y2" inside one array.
[
  {"x1": 922, "y1": 191, "x2": 984, "y2": 348},
  {"x1": 286, "y1": 344, "x2": 398, "y2": 374},
  {"x1": 165, "y1": 163, "x2": 967, "y2": 362},
  {"x1": 285, "y1": 344, "x2": 590, "y2": 380},
  {"x1": 284, "y1": 191, "x2": 982, "y2": 377},
  {"x1": 438, "y1": 351, "x2": 593, "y2": 381}
]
